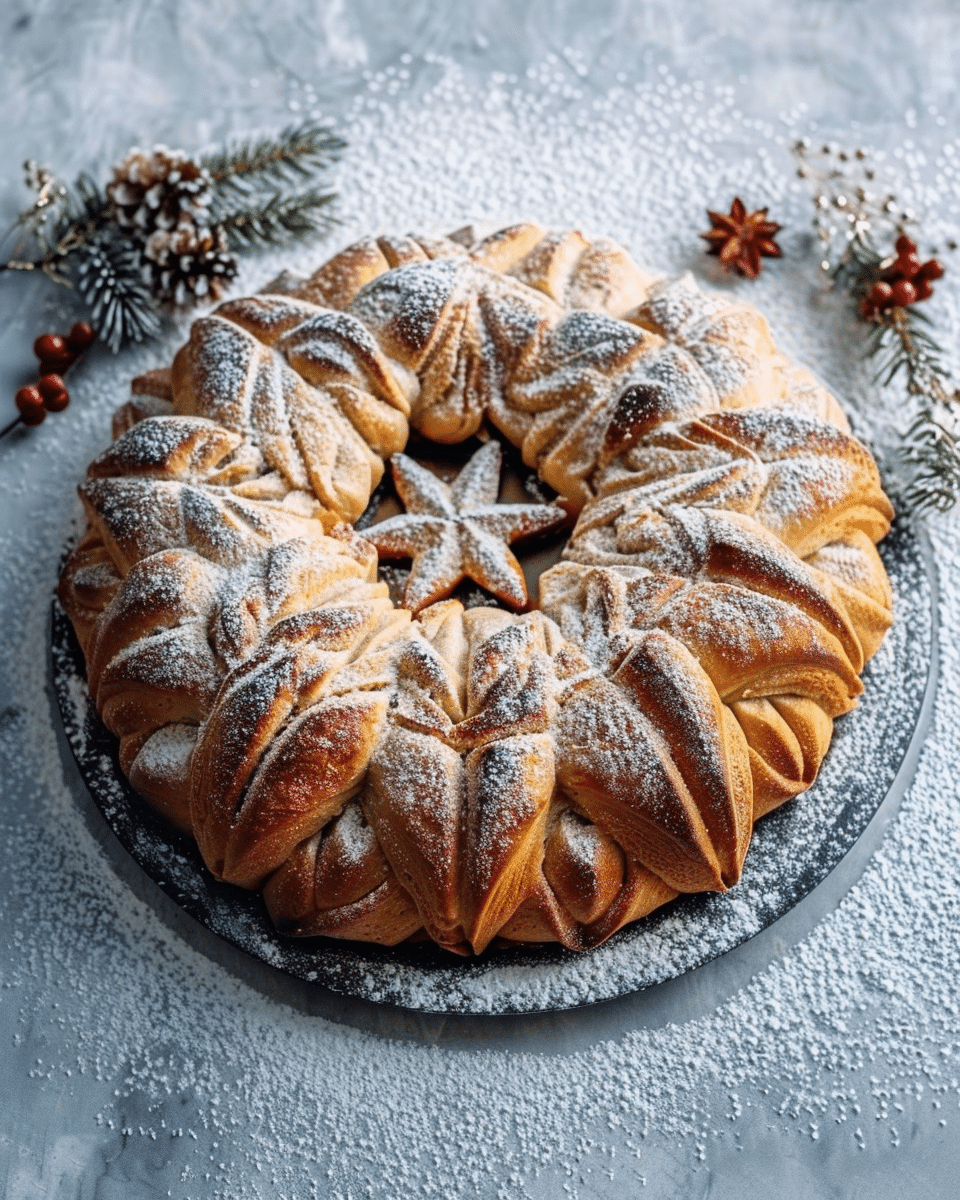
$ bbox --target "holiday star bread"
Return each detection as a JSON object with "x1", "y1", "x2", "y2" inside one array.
[{"x1": 368, "y1": 441, "x2": 567, "y2": 613}]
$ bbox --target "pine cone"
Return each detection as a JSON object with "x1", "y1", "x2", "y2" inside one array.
[
  {"x1": 144, "y1": 223, "x2": 238, "y2": 307},
  {"x1": 108, "y1": 145, "x2": 212, "y2": 237}
]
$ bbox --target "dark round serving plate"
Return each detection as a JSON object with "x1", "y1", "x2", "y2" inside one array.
[{"x1": 52, "y1": 520, "x2": 936, "y2": 1015}]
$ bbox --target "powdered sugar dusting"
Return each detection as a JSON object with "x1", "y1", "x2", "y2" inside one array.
[
  {"x1": 3, "y1": 43, "x2": 960, "y2": 1200},
  {"x1": 135, "y1": 721, "x2": 198, "y2": 785}
]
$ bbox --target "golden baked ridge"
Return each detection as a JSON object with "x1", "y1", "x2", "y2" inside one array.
[{"x1": 59, "y1": 223, "x2": 894, "y2": 955}]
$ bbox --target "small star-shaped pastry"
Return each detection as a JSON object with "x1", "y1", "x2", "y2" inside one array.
[{"x1": 367, "y1": 441, "x2": 567, "y2": 613}]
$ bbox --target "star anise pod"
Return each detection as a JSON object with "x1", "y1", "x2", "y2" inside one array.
[{"x1": 701, "y1": 198, "x2": 782, "y2": 278}]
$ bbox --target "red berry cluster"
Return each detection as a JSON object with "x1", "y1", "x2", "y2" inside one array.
[
  {"x1": 13, "y1": 322, "x2": 95, "y2": 427},
  {"x1": 861, "y1": 235, "x2": 945, "y2": 320}
]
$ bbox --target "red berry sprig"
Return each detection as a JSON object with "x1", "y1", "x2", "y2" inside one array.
[
  {"x1": 861, "y1": 236, "x2": 945, "y2": 320},
  {"x1": 3, "y1": 321, "x2": 94, "y2": 436}
]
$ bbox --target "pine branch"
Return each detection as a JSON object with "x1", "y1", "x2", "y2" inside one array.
[
  {"x1": 202, "y1": 121, "x2": 344, "y2": 192},
  {"x1": 216, "y1": 188, "x2": 338, "y2": 251},
  {"x1": 2, "y1": 123, "x2": 345, "y2": 361},
  {"x1": 873, "y1": 308, "x2": 951, "y2": 393},
  {"x1": 902, "y1": 406, "x2": 960, "y2": 513},
  {"x1": 832, "y1": 239, "x2": 884, "y2": 303},
  {"x1": 74, "y1": 233, "x2": 161, "y2": 352},
  {"x1": 70, "y1": 172, "x2": 109, "y2": 225},
  {"x1": 865, "y1": 305, "x2": 960, "y2": 513}
]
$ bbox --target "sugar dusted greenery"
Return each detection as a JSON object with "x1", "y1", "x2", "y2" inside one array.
[
  {"x1": 0, "y1": 121, "x2": 343, "y2": 352},
  {"x1": 794, "y1": 139, "x2": 959, "y2": 515}
]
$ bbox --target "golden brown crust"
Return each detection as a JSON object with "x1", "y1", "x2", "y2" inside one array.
[{"x1": 59, "y1": 224, "x2": 895, "y2": 955}]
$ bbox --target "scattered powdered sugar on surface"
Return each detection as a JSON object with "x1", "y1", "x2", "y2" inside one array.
[{"x1": 3, "y1": 53, "x2": 960, "y2": 1200}]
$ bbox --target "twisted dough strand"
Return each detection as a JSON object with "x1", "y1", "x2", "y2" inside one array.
[{"x1": 59, "y1": 224, "x2": 893, "y2": 953}]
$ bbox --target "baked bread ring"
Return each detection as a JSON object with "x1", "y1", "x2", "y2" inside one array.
[{"x1": 59, "y1": 224, "x2": 893, "y2": 955}]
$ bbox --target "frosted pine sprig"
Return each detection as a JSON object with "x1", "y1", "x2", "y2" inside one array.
[
  {"x1": 0, "y1": 120, "x2": 344, "y2": 352},
  {"x1": 74, "y1": 233, "x2": 161, "y2": 352}
]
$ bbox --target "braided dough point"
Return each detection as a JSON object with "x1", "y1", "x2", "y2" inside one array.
[{"x1": 59, "y1": 224, "x2": 893, "y2": 955}]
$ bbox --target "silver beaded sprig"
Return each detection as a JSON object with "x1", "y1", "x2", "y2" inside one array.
[
  {"x1": 792, "y1": 139, "x2": 923, "y2": 276},
  {"x1": 793, "y1": 138, "x2": 960, "y2": 514},
  {"x1": 0, "y1": 161, "x2": 70, "y2": 277}
]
